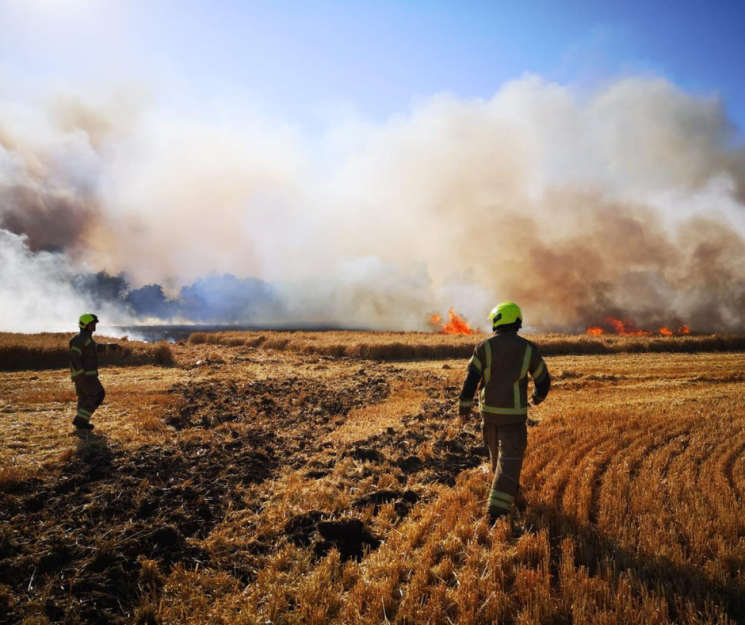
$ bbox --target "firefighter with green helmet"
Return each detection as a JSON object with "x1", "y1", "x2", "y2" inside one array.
[
  {"x1": 458, "y1": 302, "x2": 551, "y2": 524},
  {"x1": 69, "y1": 314, "x2": 121, "y2": 430}
]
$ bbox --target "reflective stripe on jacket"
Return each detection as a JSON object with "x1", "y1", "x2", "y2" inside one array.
[
  {"x1": 69, "y1": 330, "x2": 113, "y2": 379},
  {"x1": 460, "y1": 331, "x2": 549, "y2": 424}
]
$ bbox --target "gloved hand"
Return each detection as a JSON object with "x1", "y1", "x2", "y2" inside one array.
[{"x1": 457, "y1": 406, "x2": 470, "y2": 427}]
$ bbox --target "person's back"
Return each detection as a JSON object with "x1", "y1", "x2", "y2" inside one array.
[
  {"x1": 458, "y1": 302, "x2": 551, "y2": 524},
  {"x1": 470, "y1": 331, "x2": 546, "y2": 423},
  {"x1": 69, "y1": 314, "x2": 120, "y2": 430}
]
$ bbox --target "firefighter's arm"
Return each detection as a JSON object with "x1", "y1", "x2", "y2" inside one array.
[
  {"x1": 70, "y1": 344, "x2": 85, "y2": 380},
  {"x1": 528, "y1": 348, "x2": 551, "y2": 405},
  {"x1": 458, "y1": 347, "x2": 483, "y2": 422}
]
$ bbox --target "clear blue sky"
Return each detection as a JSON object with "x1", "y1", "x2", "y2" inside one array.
[{"x1": 1, "y1": 0, "x2": 744, "y2": 133}]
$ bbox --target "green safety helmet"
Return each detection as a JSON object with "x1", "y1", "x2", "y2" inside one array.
[
  {"x1": 488, "y1": 302, "x2": 522, "y2": 330},
  {"x1": 79, "y1": 313, "x2": 99, "y2": 329}
]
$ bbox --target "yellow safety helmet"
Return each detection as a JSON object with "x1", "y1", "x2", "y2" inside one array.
[
  {"x1": 79, "y1": 313, "x2": 99, "y2": 329},
  {"x1": 488, "y1": 302, "x2": 522, "y2": 329}
]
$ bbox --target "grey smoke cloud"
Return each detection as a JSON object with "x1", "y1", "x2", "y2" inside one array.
[
  {"x1": 0, "y1": 104, "x2": 101, "y2": 252},
  {"x1": 1, "y1": 75, "x2": 744, "y2": 332}
]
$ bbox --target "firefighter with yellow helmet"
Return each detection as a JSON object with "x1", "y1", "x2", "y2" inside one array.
[
  {"x1": 69, "y1": 314, "x2": 121, "y2": 430},
  {"x1": 458, "y1": 302, "x2": 551, "y2": 524}
]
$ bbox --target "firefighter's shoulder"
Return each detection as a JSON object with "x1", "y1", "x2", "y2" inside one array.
[
  {"x1": 474, "y1": 335, "x2": 495, "y2": 350},
  {"x1": 518, "y1": 334, "x2": 540, "y2": 349}
]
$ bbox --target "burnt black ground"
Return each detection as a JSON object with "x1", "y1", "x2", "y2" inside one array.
[{"x1": 0, "y1": 360, "x2": 487, "y2": 624}]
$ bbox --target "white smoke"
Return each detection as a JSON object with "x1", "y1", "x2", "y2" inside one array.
[
  {"x1": 1, "y1": 74, "x2": 744, "y2": 332},
  {"x1": 0, "y1": 229, "x2": 129, "y2": 332}
]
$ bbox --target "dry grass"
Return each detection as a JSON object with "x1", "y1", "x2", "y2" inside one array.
[
  {"x1": 1, "y1": 333, "x2": 745, "y2": 623},
  {"x1": 0, "y1": 465, "x2": 30, "y2": 493},
  {"x1": 0, "y1": 332, "x2": 177, "y2": 371},
  {"x1": 327, "y1": 382, "x2": 428, "y2": 446},
  {"x1": 188, "y1": 329, "x2": 745, "y2": 360}
]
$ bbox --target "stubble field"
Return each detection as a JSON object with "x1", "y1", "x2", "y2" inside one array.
[{"x1": 1, "y1": 331, "x2": 744, "y2": 624}]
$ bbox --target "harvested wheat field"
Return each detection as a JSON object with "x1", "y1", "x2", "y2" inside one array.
[{"x1": 1, "y1": 331, "x2": 745, "y2": 624}]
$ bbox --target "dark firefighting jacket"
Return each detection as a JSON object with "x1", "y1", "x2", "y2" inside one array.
[
  {"x1": 459, "y1": 329, "x2": 551, "y2": 425},
  {"x1": 69, "y1": 330, "x2": 115, "y2": 380}
]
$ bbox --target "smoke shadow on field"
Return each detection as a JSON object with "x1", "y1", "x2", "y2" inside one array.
[{"x1": 521, "y1": 501, "x2": 745, "y2": 621}]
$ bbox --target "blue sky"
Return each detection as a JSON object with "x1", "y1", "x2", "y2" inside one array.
[{"x1": 1, "y1": 0, "x2": 744, "y2": 133}]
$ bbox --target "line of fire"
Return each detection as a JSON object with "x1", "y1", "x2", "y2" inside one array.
[{"x1": 430, "y1": 310, "x2": 692, "y2": 337}]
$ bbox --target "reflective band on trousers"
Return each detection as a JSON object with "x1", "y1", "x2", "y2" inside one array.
[
  {"x1": 489, "y1": 500, "x2": 511, "y2": 511},
  {"x1": 77, "y1": 408, "x2": 92, "y2": 417},
  {"x1": 488, "y1": 490, "x2": 514, "y2": 510},
  {"x1": 70, "y1": 368, "x2": 84, "y2": 377},
  {"x1": 84, "y1": 371, "x2": 98, "y2": 376}
]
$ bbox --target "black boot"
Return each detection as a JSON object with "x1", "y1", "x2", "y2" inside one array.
[
  {"x1": 487, "y1": 508, "x2": 509, "y2": 526},
  {"x1": 515, "y1": 486, "x2": 527, "y2": 512},
  {"x1": 72, "y1": 417, "x2": 94, "y2": 430}
]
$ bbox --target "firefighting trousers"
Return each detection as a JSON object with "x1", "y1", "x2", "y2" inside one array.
[
  {"x1": 74, "y1": 376, "x2": 106, "y2": 423},
  {"x1": 482, "y1": 420, "x2": 528, "y2": 514}
]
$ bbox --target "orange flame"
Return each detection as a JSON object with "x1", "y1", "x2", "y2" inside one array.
[
  {"x1": 608, "y1": 317, "x2": 650, "y2": 335},
  {"x1": 586, "y1": 316, "x2": 691, "y2": 336},
  {"x1": 430, "y1": 308, "x2": 474, "y2": 335}
]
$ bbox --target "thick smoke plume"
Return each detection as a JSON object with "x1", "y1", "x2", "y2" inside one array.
[
  {"x1": 1, "y1": 76, "x2": 744, "y2": 333},
  {"x1": 0, "y1": 230, "x2": 126, "y2": 332}
]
